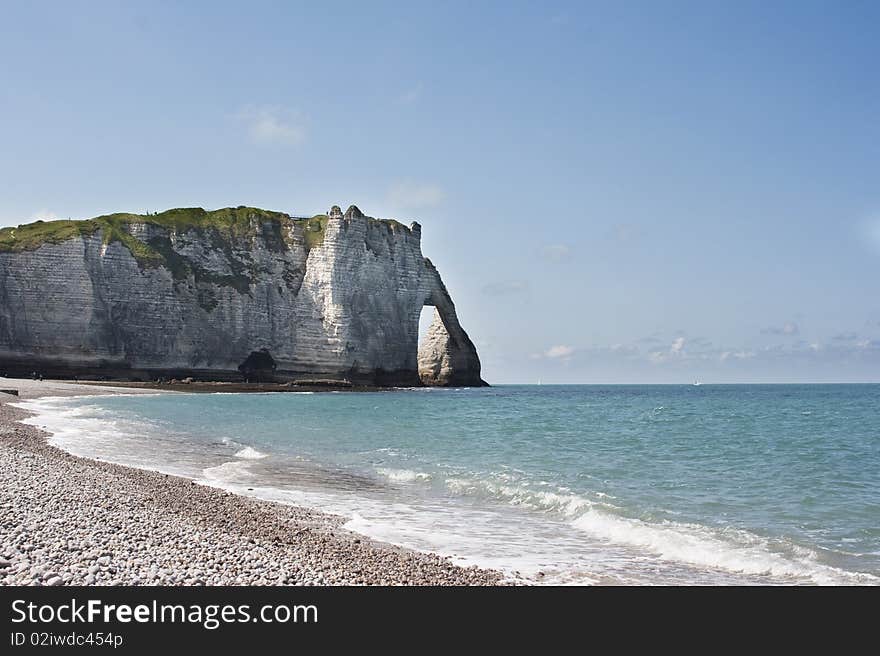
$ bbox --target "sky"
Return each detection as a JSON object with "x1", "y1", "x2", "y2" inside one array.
[{"x1": 1, "y1": 1, "x2": 878, "y2": 383}]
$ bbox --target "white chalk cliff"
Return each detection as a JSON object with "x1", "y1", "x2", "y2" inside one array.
[{"x1": 0, "y1": 205, "x2": 486, "y2": 386}]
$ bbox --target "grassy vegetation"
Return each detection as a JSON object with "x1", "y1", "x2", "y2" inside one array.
[
  {"x1": 368, "y1": 216, "x2": 407, "y2": 231},
  {"x1": 0, "y1": 207, "x2": 404, "y2": 293},
  {"x1": 0, "y1": 219, "x2": 101, "y2": 252},
  {"x1": 0, "y1": 208, "x2": 288, "y2": 250},
  {"x1": 0, "y1": 206, "x2": 335, "y2": 257},
  {"x1": 303, "y1": 214, "x2": 329, "y2": 249}
]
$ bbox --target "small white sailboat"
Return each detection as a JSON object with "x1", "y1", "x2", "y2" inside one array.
[{"x1": 693, "y1": 379, "x2": 701, "y2": 386}]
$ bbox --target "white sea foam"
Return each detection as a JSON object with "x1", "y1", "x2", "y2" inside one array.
[
  {"x1": 16, "y1": 399, "x2": 138, "y2": 454},
  {"x1": 443, "y1": 472, "x2": 877, "y2": 585},
  {"x1": 201, "y1": 460, "x2": 254, "y2": 484},
  {"x1": 377, "y1": 468, "x2": 432, "y2": 483},
  {"x1": 15, "y1": 397, "x2": 208, "y2": 478},
  {"x1": 445, "y1": 476, "x2": 596, "y2": 517},
  {"x1": 567, "y1": 508, "x2": 877, "y2": 585},
  {"x1": 234, "y1": 446, "x2": 268, "y2": 460}
]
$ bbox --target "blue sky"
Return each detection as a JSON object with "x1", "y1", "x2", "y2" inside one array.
[{"x1": 1, "y1": 1, "x2": 878, "y2": 382}]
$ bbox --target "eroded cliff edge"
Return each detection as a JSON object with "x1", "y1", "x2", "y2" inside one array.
[{"x1": 0, "y1": 205, "x2": 487, "y2": 387}]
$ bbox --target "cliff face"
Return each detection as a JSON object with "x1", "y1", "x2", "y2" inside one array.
[{"x1": 0, "y1": 205, "x2": 486, "y2": 386}]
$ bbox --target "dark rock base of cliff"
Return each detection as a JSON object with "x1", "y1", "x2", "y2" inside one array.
[{"x1": 0, "y1": 357, "x2": 487, "y2": 388}]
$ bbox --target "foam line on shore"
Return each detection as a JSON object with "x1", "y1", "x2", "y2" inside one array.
[{"x1": 441, "y1": 472, "x2": 876, "y2": 585}]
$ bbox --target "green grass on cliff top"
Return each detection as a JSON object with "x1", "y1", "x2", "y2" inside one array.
[
  {"x1": 0, "y1": 207, "x2": 413, "y2": 280},
  {"x1": 0, "y1": 207, "x2": 412, "y2": 254},
  {"x1": 1, "y1": 207, "x2": 282, "y2": 246},
  {"x1": 0, "y1": 207, "x2": 337, "y2": 257}
]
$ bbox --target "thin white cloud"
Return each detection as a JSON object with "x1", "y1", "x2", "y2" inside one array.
[
  {"x1": 649, "y1": 337, "x2": 686, "y2": 364},
  {"x1": 762, "y1": 321, "x2": 799, "y2": 336},
  {"x1": 720, "y1": 350, "x2": 756, "y2": 362},
  {"x1": 236, "y1": 105, "x2": 305, "y2": 146},
  {"x1": 545, "y1": 345, "x2": 575, "y2": 359},
  {"x1": 530, "y1": 333, "x2": 880, "y2": 379},
  {"x1": 540, "y1": 244, "x2": 571, "y2": 261},
  {"x1": 386, "y1": 182, "x2": 446, "y2": 210}
]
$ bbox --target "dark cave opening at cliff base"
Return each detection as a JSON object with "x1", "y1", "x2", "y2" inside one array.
[{"x1": 238, "y1": 348, "x2": 277, "y2": 383}]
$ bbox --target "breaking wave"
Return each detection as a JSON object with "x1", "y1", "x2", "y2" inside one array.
[
  {"x1": 234, "y1": 446, "x2": 268, "y2": 460},
  {"x1": 443, "y1": 472, "x2": 876, "y2": 585},
  {"x1": 377, "y1": 468, "x2": 432, "y2": 483}
]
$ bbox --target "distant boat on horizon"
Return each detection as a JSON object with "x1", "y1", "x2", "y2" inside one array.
[{"x1": 693, "y1": 380, "x2": 702, "y2": 386}]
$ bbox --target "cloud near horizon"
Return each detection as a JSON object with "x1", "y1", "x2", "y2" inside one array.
[
  {"x1": 544, "y1": 345, "x2": 575, "y2": 359},
  {"x1": 649, "y1": 337, "x2": 686, "y2": 364},
  {"x1": 619, "y1": 336, "x2": 879, "y2": 364},
  {"x1": 761, "y1": 321, "x2": 800, "y2": 336},
  {"x1": 516, "y1": 324, "x2": 880, "y2": 382}
]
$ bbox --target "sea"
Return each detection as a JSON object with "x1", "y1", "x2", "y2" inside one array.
[{"x1": 17, "y1": 384, "x2": 880, "y2": 585}]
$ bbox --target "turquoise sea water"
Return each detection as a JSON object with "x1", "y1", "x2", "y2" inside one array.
[{"x1": 20, "y1": 385, "x2": 880, "y2": 584}]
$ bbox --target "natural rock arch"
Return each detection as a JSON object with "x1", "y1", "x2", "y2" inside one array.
[{"x1": 416, "y1": 262, "x2": 487, "y2": 387}]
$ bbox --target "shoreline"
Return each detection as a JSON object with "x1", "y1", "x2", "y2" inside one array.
[
  {"x1": 1, "y1": 377, "x2": 409, "y2": 395},
  {"x1": 0, "y1": 379, "x2": 503, "y2": 586}
]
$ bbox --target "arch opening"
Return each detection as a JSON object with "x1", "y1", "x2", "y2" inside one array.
[
  {"x1": 416, "y1": 304, "x2": 442, "y2": 386},
  {"x1": 415, "y1": 287, "x2": 486, "y2": 387},
  {"x1": 418, "y1": 304, "x2": 435, "y2": 349}
]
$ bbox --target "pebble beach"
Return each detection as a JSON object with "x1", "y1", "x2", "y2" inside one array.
[{"x1": 0, "y1": 380, "x2": 502, "y2": 586}]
